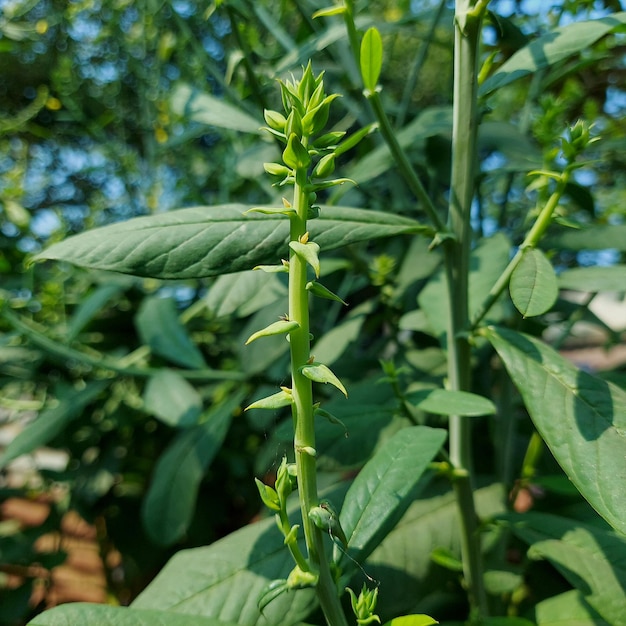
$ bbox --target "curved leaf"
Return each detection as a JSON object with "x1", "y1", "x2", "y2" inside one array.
[
  {"x1": 360, "y1": 27, "x2": 383, "y2": 92},
  {"x1": 136, "y1": 296, "x2": 207, "y2": 369},
  {"x1": 141, "y1": 391, "x2": 245, "y2": 546},
  {"x1": 27, "y1": 603, "x2": 239, "y2": 626},
  {"x1": 483, "y1": 326, "x2": 626, "y2": 534},
  {"x1": 535, "y1": 589, "x2": 609, "y2": 625},
  {"x1": 558, "y1": 265, "x2": 626, "y2": 292},
  {"x1": 33, "y1": 204, "x2": 429, "y2": 280},
  {"x1": 407, "y1": 388, "x2": 496, "y2": 417},
  {"x1": 503, "y1": 512, "x2": 626, "y2": 625},
  {"x1": 143, "y1": 369, "x2": 203, "y2": 428},
  {"x1": 339, "y1": 426, "x2": 447, "y2": 565},
  {"x1": 132, "y1": 510, "x2": 316, "y2": 626},
  {"x1": 510, "y1": 248, "x2": 558, "y2": 317},
  {"x1": 480, "y1": 12, "x2": 626, "y2": 96}
]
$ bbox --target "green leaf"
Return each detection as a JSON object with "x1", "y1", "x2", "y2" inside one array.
[
  {"x1": 246, "y1": 388, "x2": 293, "y2": 411},
  {"x1": 306, "y1": 280, "x2": 347, "y2": 306},
  {"x1": 131, "y1": 511, "x2": 316, "y2": 625},
  {"x1": 27, "y1": 604, "x2": 239, "y2": 625},
  {"x1": 382, "y1": 617, "x2": 438, "y2": 626},
  {"x1": 407, "y1": 388, "x2": 496, "y2": 417},
  {"x1": 366, "y1": 483, "x2": 504, "y2": 619},
  {"x1": 483, "y1": 326, "x2": 626, "y2": 534},
  {"x1": 33, "y1": 204, "x2": 429, "y2": 280},
  {"x1": 503, "y1": 511, "x2": 626, "y2": 625},
  {"x1": 245, "y1": 319, "x2": 300, "y2": 345},
  {"x1": 66, "y1": 282, "x2": 125, "y2": 341},
  {"x1": 360, "y1": 27, "x2": 383, "y2": 93},
  {"x1": 289, "y1": 240, "x2": 321, "y2": 277},
  {"x1": 141, "y1": 391, "x2": 244, "y2": 546},
  {"x1": 558, "y1": 265, "x2": 626, "y2": 292},
  {"x1": 480, "y1": 13, "x2": 626, "y2": 96},
  {"x1": 204, "y1": 270, "x2": 287, "y2": 319},
  {"x1": 312, "y1": 310, "x2": 366, "y2": 366},
  {"x1": 419, "y1": 232, "x2": 511, "y2": 342},
  {"x1": 510, "y1": 248, "x2": 558, "y2": 317},
  {"x1": 136, "y1": 296, "x2": 207, "y2": 369},
  {"x1": 544, "y1": 223, "x2": 626, "y2": 251},
  {"x1": 535, "y1": 589, "x2": 610, "y2": 625},
  {"x1": 143, "y1": 369, "x2": 203, "y2": 428},
  {"x1": 0, "y1": 381, "x2": 109, "y2": 467},
  {"x1": 312, "y1": 5, "x2": 347, "y2": 18},
  {"x1": 339, "y1": 426, "x2": 447, "y2": 565},
  {"x1": 300, "y1": 362, "x2": 347, "y2": 397},
  {"x1": 170, "y1": 83, "x2": 262, "y2": 134}
]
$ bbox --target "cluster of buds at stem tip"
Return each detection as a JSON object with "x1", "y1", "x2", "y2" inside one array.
[
  {"x1": 346, "y1": 583, "x2": 381, "y2": 625},
  {"x1": 560, "y1": 119, "x2": 600, "y2": 164},
  {"x1": 261, "y1": 60, "x2": 374, "y2": 194}
]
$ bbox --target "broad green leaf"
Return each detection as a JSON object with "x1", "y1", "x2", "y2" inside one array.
[
  {"x1": 170, "y1": 83, "x2": 262, "y2": 134},
  {"x1": 407, "y1": 389, "x2": 496, "y2": 417},
  {"x1": 312, "y1": 302, "x2": 370, "y2": 366},
  {"x1": 483, "y1": 326, "x2": 626, "y2": 534},
  {"x1": 480, "y1": 13, "x2": 626, "y2": 96},
  {"x1": 204, "y1": 271, "x2": 287, "y2": 319},
  {"x1": 132, "y1": 510, "x2": 316, "y2": 626},
  {"x1": 66, "y1": 282, "x2": 124, "y2": 340},
  {"x1": 339, "y1": 426, "x2": 447, "y2": 566},
  {"x1": 510, "y1": 248, "x2": 558, "y2": 317},
  {"x1": 136, "y1": 296, "x2": 207, "y2": 369},
  {"x1": 143, "y1": 369, "x2": 203, "y2": 428},
  {"x1": 419, "y1": 232, "x2": 511, "y2": 342},
  {"x1": 382, "y1": 616, "x2": 438, "y2": 626},
  {"x1": 544, "y1": 223, "x2": 626, "y2": 251},
  {"x1": 33, "y1": 204, "x2": 429, "y2": 280},
  {"x1": 360, "y1": 27, "x2": 383, "y2": 92},
  {"x1": 141, "y1": 391, "x2": 244, "y2": 546},
  {"x1": 0, "y1": 380, "x2": 109, "y2": 467},
  {"x1": 502, "y1": 511, "x2": 626, "y2": 625},
  {"x1": 558, "y1": 265, "x2": 626, "y2": 292},
  {"x1": 27, "y1": 604, "x2": 239, "y2": 625},
  {"x1": 367, "y1": 483, "x2": 505, "y2": 619},
  {"x1": 535, "y1": 589, "x2": 609, "y2": 625}
]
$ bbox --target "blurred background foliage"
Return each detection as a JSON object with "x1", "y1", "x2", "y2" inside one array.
[{"x1": 1, "y1": 0, "x2": 625, "y2": 623}]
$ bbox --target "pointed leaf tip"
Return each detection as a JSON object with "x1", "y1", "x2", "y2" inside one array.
[{"x1": 301, "y1": 362, "x2": 347, "y2": 397}]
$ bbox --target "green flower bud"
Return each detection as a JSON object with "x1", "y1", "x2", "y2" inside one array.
[
  {"x1": 285, "y1": 108, "x2": 303, "y2": 139},
  {"x1": 264, "y1": 162, "x2": 292, "y2": 177},
  {"x1": 264, "y1": 109, "x2": 287, "y2": 132},
  {"x1": 283, "y1": 133, "x2": 311, "y2": 170},
  {"x1": 312, "y1": 153, "x2": 336, "y2": 178}
]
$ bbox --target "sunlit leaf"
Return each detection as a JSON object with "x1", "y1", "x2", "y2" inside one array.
[
  {"x1": 480, "y1": 12, "x2": 626, "y2": 96},
  {"x1": 535, "y1": 589, "x2": 609, "y2": 625},
  {"x1": 33, "y1": 205, "x2": 429, "y2": 280},
  {"x1": 510, "y1": 248, "x2": 558, "y2": 317},
  {"x1": 503, "y1": 511, "x2": 626, "y2": 625},
  {"x1": 339, "y1": 426, "x2": 447, "y2": 566},
  {"x1": 558, "y1": 265, "x2": 626, "y2": 292},
  {"x1": 483, "y1": 326, "x2": 626, "y2": 534},
  {"x1": 360, "y1": 27, "x2": 383, "y2": 93}
]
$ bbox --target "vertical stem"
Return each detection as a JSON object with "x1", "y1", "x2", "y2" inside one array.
[
  {"x1": 444, "y1": 1, "x2": 489, "y2": 618},
  {"x1": 289, "y1": 169, "x2": 349, "y2": 626}
]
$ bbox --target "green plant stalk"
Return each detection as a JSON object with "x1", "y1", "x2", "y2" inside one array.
[
  {"x1": 444, "y1": 2, "x2": 488, "y2": 617},
  {"x1": 470, "y1": 170, "x2": 570, "y2": 329},
  {"x1": 367, "y1": 93, "x2": 445, "y2": 233},
  {"x1": 289, "y1": 167, "x2": 349, "y2": 626}
]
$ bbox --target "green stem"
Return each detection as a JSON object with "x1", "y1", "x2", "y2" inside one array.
[
  {"x1": 289, "y1": 168, "x2": 348, "y2": 626},
  {"x1": 444, "y1": 2, "x2": 488, "y2": 618},
  {"x1": 367, "y1": 92, "x2": 445, "y2": 233},
  {"x1": 470, "y1": 171, "x2": 570, "y2": 330},
  {"x1": 2, "y1": 308, "x2": 246, "y2": 382}
]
